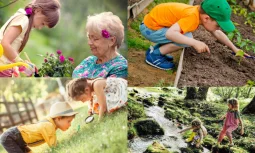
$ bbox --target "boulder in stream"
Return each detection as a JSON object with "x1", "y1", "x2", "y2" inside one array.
[{"x1": 134, "y1": 119, "x2": 164, "y2": 136}]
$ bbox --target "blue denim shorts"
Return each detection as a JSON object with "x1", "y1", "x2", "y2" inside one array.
[
  {"x1": 140, "y1": 23, "x2": 193, "y2": 47},
  {"x1": 0, "y1": 127, "x2": 27, "y2": 153}
]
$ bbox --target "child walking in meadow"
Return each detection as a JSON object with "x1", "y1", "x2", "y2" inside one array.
[
  {"x1": 0, "y1": 0, "x2": 60, "y2": 77},
  {"x1": 66, "y1": 78, "x2": 127, "y2": 121},
  {"x1": 0, "y1": 102, "x2": 78, "y2": 153},
  {"x1": 140, "y1": 0, "x2": 249, "y2": 70},
  {"x1": 179, "y1": 119, "x2": 207, "y2": 148},
  {"x1": 218, "y1": 98, "x2": 244, "y2": 147}
]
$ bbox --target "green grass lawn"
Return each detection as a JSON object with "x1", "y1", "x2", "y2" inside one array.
[{"x1": 0, "y1": 106, "x2": 127, "y2": 153}]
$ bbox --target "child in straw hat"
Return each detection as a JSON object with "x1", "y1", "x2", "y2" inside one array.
[{"x1": 0, "y1": 102, "x2": 78, "y2": 153}]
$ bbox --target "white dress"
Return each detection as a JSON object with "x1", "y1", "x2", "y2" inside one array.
[{"x1": 91, "y1": 78, "x2": 127, "y2": 113}]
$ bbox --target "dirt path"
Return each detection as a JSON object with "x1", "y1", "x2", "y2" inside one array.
[{"x1": 128, "y1": 48, "x2": 182, "y2": 87}]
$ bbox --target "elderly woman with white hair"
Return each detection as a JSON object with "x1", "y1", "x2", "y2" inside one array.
[{"x1": 72, "y1": 12, "x2": 127, "y2": 78}]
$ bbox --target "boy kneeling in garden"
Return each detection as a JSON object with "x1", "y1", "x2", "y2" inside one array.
[
  {"x1": 141, "y1": 0, "x2": 249, "y2": 70},
  {"x1": 0, "y1": 102, "x2": 78, "y2": 153}
]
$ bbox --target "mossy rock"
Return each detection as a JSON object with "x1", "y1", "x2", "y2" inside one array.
[
  {"x1": 158, "y1": 96, "x2": 166, "y2": 107},
  {"x1": 128, "y1": 98, "x2": 145, "y2": 120},
  {"x1": 188, "y1": 107, "x2": 198, "y2": 113},
  {"x1": 161, "y1": 87, "x2": 170, "y2": 92},
  {"x1": 129, "y1": 92, "x2": 135, "y2": 97},
  {"x1": 134, "y1": 119, "x2": 164, "y2": 136},
  {"x1": 128, "y1": 126, "x2": 136, "y2": 140},
  {"x1": 180, "y1": 147, "x2": 194, "y2": 153},
  {"x1": 192, "y1": 113, "x2": 201, "y2": 118},
  {"x1": 211, "y1": 145, "x2": 231, "y2": 153},
  {"x1": 144, "y1": 141, "x2": 171, "y2": 153},
  {"x1": 143, "y1": 97, "x2": 155, "y2": 107},
  {"x1": 133, "y1": 89, "x2": 139, "y2": 93},
  {"x1": 235, "y1": 137, "x2": 255, "y2": 151},
  {"x1": 203, "y1": 135, "x2": 217, "y2": 150},
  {"x1": 164, "y1": 110, "x2": 178, "y2": 120}
]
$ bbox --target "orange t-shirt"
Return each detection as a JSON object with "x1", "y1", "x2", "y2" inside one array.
[{"x1": 143, "y1": 3, "x2": 200, "y2": 34}]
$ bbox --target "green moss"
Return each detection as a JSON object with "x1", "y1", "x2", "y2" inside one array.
[
  {"x1": 128, "y1": 98, "x2": 146, "y2": 120},
  {"x1": 203, "y1": 135, "x2": 217, "y2": 150},
  {"x1": 144, "y1": 141, "x2": 171, "y2": 153},
  {"x1": 164, "y1": 109, "x2": 178, "y2": 119}
]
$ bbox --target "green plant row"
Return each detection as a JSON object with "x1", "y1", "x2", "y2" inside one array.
[
  {"x1": 231, "y1": 4, "x2": 255, "y2": 28},
  {"x1": 227, "y1": 29, "x2": 255, "y2": 53}
]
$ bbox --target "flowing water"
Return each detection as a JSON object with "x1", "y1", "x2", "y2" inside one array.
[{"x1": 128, "y1": 88, "x2": 210, "y2": 153}]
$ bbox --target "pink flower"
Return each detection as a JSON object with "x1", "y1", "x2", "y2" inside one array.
[
  {"x1": 57, "y1": 50, "x2": 62, "y2": 55},
  {"x1": 102, "y1": 29, "x2": 110, "y2": 38},
  {"x1": 68, "y1": 57, "x2": 74, "y2": 63},
  {"x1": 18, "y1": 66, "x2": 26, "y2": 72},
  {"x1": 44, "y1": 58, "x2": 48, "y2": 63},
  {"x1": 25, "y1": 8, "x2": 33, "y2": 15},
  {"x1": 50, "y1": 53, "x2": 54, "y2": 57},
  {"x1": 59, "y1": 55, "x2": 65, "y2": 63}
]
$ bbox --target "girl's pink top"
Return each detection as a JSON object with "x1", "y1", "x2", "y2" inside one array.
[{"x1": 224, "y1": 109, "x2": 240, "y2": 127}]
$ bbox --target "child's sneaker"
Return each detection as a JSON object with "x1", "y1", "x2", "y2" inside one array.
[
  {"x1": 153, "y1": 44, "x2": 173, "y2": 61},
  {"x1": 145, "y1": 47, "x2": 175, "y2": 70},
  {"x1": 228, "y1": 143, "x2": 234, "y2": 147}
]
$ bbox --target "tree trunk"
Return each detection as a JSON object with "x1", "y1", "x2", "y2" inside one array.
[
  {"x1": 242, "y1": 95, "x2": 255, "y2": 114},
  {"x1": 185, "y1": 87, "x2": 197, "y2": 99},
  {"x1": 235, "y1": 87, "x2": 240, "y2": 98},
  {"x1": 197, "y1": 87, "x2": 209, "y2": 100}
]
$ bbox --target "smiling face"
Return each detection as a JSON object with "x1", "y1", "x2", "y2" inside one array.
[
  {"x1": 32, "y1": 10, "x2": 49, "y2": 29},
  {"x1": 87, "y1": 31, "x2": 116, "y2": 58},
  {"x1": 55, "y1": 116, "x2": 74, "y2": 131},
  {"x1": 87, "y1": 31, "x2": 110, "y2": 57}
]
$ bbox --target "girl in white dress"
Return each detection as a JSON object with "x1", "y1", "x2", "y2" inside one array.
[{"x1": 66, "y1": 78, "x2": 127, "y2": 120}]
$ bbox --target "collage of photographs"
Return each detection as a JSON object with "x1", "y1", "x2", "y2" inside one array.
[{"x1": 0, "y1": 0, "x2": 254, "y2": 153}]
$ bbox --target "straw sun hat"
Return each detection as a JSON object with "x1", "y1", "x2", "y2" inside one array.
[{"x1": 49, "y1": 102, "x2": 78, "y2": 118}]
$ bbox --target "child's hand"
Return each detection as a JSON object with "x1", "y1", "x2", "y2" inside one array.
[
  {"x1": 193, "y1": 40, "x2": 210, "y2": 54},
  {"x1": 196, "y1": 143, "x2": 200, "y2": 148}
]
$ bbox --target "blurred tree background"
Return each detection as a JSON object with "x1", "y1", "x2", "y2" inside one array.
[
  {"x1": 0, "y1": 78, "x2": 64, "y2": 101},
  {"x1": 0, "y1": 0, "x2": 127, "y2": 68}
]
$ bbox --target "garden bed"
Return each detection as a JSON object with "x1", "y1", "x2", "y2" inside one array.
[{"x1": 178, "y1": 0, "x2": 255, "y2": 87}]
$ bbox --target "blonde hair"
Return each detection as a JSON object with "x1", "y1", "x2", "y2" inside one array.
[
  {"x1": 20, "y1": 0, "x2": 61, "y2": 52},
  {"x1": 86, "y1": 12, "x2": 124, "y2": 49},
  {"x1": 228, "y1": 98, "x2": 239, "y2": 111}
]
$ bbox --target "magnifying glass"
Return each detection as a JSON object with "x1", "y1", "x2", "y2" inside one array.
[{"x1": 84, "y1": 115, "x2": 94, "y2": 123}]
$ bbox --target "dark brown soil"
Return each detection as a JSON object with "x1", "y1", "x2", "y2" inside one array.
[{"x1": 178, "y1": 0, "x2": 255, "y2": 87}]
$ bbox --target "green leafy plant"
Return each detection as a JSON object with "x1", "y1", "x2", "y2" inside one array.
[
  {"x1": 247, "y1": 80, "x2": 255, "y2": 87},
  {"x1": 38, "y1": 50, "x2": 74, "y2": 77},
  {"x1": 245, "y1": 12, "x2": 255, "y2": 27},
  {"x1": 235, "y1": 50, "x2": 245, "y2": 65}
]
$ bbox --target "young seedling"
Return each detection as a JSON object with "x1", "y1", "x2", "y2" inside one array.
[{"x1": 235, "y1": 50, "x2": 245, "y2": 65}]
